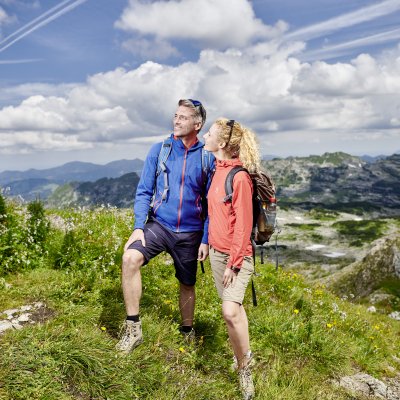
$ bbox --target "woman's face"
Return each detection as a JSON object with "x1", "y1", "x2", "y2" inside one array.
[{"x1": 203, "y1": 123, "x2": 222, "y2": 153}]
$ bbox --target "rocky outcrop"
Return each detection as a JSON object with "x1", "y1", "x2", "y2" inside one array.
[
  {"x1": 0, "y1": 302, "x2": 55, "y2": 334},
  {"x1": 335, "y1": 373, "x2": 400, "y2": 399},
  {"x1": 322, "y1": 234, "x2": 400, "y2": 298}
]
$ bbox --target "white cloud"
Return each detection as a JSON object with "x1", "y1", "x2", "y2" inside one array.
[
  {"x1": 294, "y1": 52, "x2": 400, "y2": 96},
  {"x1": 0, "y1": 6, "x2": 13, "y2": 26},
  {"x1": 0, "y1": 40, "x2": 400, "y2": 158},
  {"x1": 115, "y1": 0, "x2": 277, "y2": 49},
  {"x1": 0, "y1": 82, "x2": 75, "y2": 106}
]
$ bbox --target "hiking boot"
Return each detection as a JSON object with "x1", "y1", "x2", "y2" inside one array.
[
  {"x1": 115, "y1": 320, "x2": 143, "y2": 353},
  {"x1": 179, "y1": 326, "x2": 195, "y2": 343},
  {"x1": 232, "y1": 350, "x2": 254, "y2": 371},
  {"x1": 238, "y1": 366, "x2": 255, "y2": 400}
]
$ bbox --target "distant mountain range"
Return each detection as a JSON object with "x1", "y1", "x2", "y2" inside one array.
[
  {"x1": 263, "y1": 152, "x2": 400, "y2": 215},
  {"x1": 47, "y1": 172, "x2": 140, "y2": 209},
  {"x1": 0, "y1": 159, "x2": 144, "y2": 201},
  {"x1": 1, "y1": 152, "x2": 399, "y2": 214}
]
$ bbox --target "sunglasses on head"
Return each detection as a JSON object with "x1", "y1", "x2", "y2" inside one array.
[
  {"x1": 226, "y1": 119, "x2": 235, "y2": 145},
  {"x1": 188, "y1": 99, "x2": 206, "y2": 122}
]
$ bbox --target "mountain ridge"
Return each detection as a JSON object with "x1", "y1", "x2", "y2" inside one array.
[
  {"x1": 2, "y1": 152, "x2": 399, "y2": 213},
  {"x1": 0, "y1": 158, "x2": 144, "y2": 186}
]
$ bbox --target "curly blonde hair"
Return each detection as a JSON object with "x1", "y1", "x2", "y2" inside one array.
[{"x1": 214, "y1": 118, "x2": 261, "y2": 173}]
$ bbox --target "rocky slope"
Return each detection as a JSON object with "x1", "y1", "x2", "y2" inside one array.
[
  {"x1": 264, "y1": 152, "x2": 400, "y2": 215},
  {"x1": 321, "y1": 234, "x2": 400, "y2": 298}
]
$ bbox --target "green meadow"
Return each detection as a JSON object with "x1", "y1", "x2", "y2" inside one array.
[{"x1": 1, "y1": 196, "x2": 399, "y2": 399}]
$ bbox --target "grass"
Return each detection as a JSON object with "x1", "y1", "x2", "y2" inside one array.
[
  {"x1": 332, "y1": 219, "x2": 388, "y2": 247},
  {"x1": 2, "y1": 265, "x2": 398, "y2": 400},
  {"x1": 307, "y1": 208, "x2": 339, "y2": 222},
  {"x1": 286, "y1": 223, "x2": 321, "y2": 231},
  {"x1": 0, "y1": 202, "x2": 400, "y2": 399}
]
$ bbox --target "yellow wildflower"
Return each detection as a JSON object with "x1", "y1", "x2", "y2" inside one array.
[
  {"x1": 294, "y1": 309, "x2": 299, "y2": 314},
  {"x1": 179, "y1": 347, "x2": 186, "y2": 353}
]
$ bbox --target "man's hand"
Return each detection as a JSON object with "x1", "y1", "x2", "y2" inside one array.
[
  {"x1": 124, "y1": 229, "x2": 145, "y2": 252},
  {"x1": 223, "y1": 268, "x2": 237, "y2": 288},
  {"x1": 197, "y1": 243, "x2": 209, "y2": 261}
]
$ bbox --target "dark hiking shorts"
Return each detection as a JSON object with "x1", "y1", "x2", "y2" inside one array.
[{"x1": 127, "y1": 218, "x2": 203, "y2": 286}]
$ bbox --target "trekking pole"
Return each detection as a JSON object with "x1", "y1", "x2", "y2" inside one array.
[
  {"x1": 200, "y1": 261, "x2": 205, "y2": 274},
  {"x1": 251, "y1": 279, "x2": 258, "y2": 306},
  {"x1": 275, "y1": 224, "x2": 281, "y2": 271}
]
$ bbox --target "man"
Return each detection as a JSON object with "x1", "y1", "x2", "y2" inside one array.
[{"x1": 116, "y1": 99, "x2": 214, "y2": 353}]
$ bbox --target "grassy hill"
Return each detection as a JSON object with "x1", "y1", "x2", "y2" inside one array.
[{"x1": 0, "y1": 199, "x2": 400, "y2": 399}]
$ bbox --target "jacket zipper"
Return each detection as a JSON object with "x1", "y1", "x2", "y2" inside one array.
[{"x1": 176, "y1": 149, "x2": 188, "y2": 231}]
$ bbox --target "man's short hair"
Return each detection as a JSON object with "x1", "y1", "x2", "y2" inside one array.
[{"x1": 178, "y1": 99, "x2": 206, "y2": 129}]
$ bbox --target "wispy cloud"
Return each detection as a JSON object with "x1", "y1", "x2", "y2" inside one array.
[
  {"x1": 302, "y1": 27, "x2": 400, "y2": 60},
  {"x1": 285, "y1": 0, "x2": 400, "y2": 41},
  {"x1": 0, "y1": 58, "x2": 41, "y2": 64},
  {"x1": 0, "y1": 0, "x2": 89, "y2": 53}
]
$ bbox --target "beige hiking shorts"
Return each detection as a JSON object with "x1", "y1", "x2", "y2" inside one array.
[{"x1": 209, "y1": 246, "x2": 254, "y2": 304}]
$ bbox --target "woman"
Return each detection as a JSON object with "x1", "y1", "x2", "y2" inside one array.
[{"x1": 203, "y1": 118, "x2": 260, "y2": 400}]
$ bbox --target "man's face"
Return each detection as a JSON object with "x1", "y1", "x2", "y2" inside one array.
[{"x1": 173, "y1": 106, "x2": 201, "y2": 138}]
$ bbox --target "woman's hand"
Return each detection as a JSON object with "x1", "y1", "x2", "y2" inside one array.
[
  {"x1": 223, "y1": 268, "x2": 237, "y2": 288},
  {"x1": 197, "y1": 243, "x2": 209, "y2": 261}
]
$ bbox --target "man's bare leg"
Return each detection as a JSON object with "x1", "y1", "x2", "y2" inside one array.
[
  {"x1": 121, "y1": 249, "x2": 145, "y2": 315},
  {"x1": 116, "y1": 249, "x2": 146, "y2": 353}
]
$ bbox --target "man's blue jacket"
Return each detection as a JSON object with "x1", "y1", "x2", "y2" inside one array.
[{"x1": 134, "y1": 134, "x2": 215, "y2": 244}]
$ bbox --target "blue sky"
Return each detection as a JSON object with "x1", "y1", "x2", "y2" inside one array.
[{"x1": 0, "y1": 0, "x2": 399, "y2": 172}]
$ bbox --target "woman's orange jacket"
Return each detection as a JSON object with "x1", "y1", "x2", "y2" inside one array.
[{"x1": 208, "y1": 159, "x2": 253, "y2": 269}]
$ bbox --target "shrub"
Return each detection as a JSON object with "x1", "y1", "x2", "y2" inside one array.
[
  {"x1": 51, "y1": 207, "x2": 131, "y2": 277},
  {"x1": 27, "y1": 199, "x2": 50, "y2": 248},
  {"x1": 0, "y1": 193, "x2": 6, "y2": 225}
]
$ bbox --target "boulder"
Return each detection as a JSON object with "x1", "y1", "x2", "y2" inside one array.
[
  {"x1": 336, "y1": 373, "x2": 400, "y2": 399},
  {"x1": 323, "y1": 234, "x2": 400, "y2": 298}
]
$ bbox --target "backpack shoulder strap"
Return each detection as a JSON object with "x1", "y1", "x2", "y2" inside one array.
[
  {"x1": 156, "y1": 138, "x2": 173, "y2": 176},
  {"x1": 201, "y1": 148, "x2": 214, "y2": 186},
  {"x1": 223, "y1": 166, "x2": 248, "y2": 203},
  {"x1": 156, "y1": 137, "x2": 173, "y2": 201},
  {"x1": 202, "y1": 148, "x2": 214, "y2": 172}
]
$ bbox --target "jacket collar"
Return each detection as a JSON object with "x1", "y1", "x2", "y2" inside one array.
[
  {"x1": 170, "y1": 133, "x2": 203, "y2": 151},
  {"x1": 216, "y1": 158, "x2": 243, "y2": 169}
]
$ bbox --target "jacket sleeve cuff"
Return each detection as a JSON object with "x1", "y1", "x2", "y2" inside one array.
[{"x1": 134, "y1": 221, "x2": 145, "y2": 230}]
